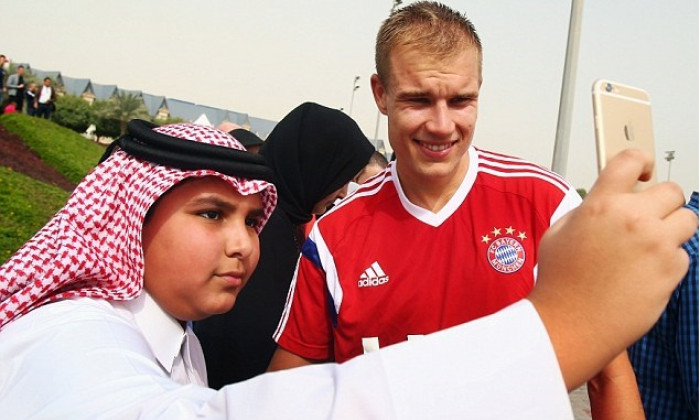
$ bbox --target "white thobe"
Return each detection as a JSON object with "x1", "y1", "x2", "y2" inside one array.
[{"x1": 0, "y1": 297, "x2": 572, "y2": 419}]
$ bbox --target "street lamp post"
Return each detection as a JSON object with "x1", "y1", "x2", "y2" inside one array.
[
  {"x1": 551, "y1": 0, "x2": 585, "y2": 177},
  {"x1": 664, "y1": 150, "x2": 675, "y2": 181},
  {"x1": 349, "y1": 76, "x2": 360, "y2": 117}
]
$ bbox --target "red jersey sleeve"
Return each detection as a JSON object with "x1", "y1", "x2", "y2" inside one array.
[{"x1": 273, "y1": 237, "x2": 334, "y2": 361}]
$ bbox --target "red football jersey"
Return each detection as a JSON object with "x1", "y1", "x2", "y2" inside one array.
[{"x1": 274, "y1": 147, "x2": 581, "y2": 363}]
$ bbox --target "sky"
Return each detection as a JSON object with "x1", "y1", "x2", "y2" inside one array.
[{"x1": 1, "y1": 0, "x2": 697, "y2": 196}]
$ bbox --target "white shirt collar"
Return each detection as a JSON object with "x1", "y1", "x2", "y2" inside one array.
[{"x1": 112, "y1": 292, "x2": 185, "y2": 375}]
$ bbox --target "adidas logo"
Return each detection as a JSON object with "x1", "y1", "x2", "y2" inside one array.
[{"x1": 358, "y1": 261, "x2": 389, "y2": 287}]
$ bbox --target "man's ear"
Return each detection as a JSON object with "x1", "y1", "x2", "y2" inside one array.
[{"x1": 370, "y1": 74, "x2": 388, "y2": 116}]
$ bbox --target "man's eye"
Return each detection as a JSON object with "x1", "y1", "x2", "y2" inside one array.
[
  {"x1": 200, "y1": 210, "x2": 221, "y2": 220},
  {"x1": 451, "y1": 97, "x2": 475, "y2": 106}
]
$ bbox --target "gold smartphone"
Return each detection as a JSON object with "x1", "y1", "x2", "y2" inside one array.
[{"x1": 592, "y1": 79, "x2": 657, "y2": 189}]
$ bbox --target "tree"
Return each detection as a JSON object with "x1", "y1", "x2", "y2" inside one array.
[
  {"x1": 52, "y1": 95, "x2": 93, "y2": 133},
  {"x1": 91, "y1": 92, "x2": 149, "y2": 138},
  {"x1": 91, "y1": 99, "x2": 121, "y2": 139},
  {"x1": 152, "y1": 116, "x2": 185, "y2": 126},
  {"x1": 113, "y1": 91, "x2": 150, "y2": 135}
]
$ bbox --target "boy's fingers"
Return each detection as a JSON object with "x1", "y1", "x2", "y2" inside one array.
[
  {"x1": 663, "y1": 207, "x2": 699, "y2": 247},
  {"x1": 588, "y1": 149, "x2": 653, "y2": 198},
  {"x1": 640, "y1": 182, "x2": 689, "y2": 219}
]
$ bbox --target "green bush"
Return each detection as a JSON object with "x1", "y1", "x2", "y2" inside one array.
[
  {"x1": 91, "y1": 99, "x2": 122, "y2": 138},
  {"x1": 0, "y1": 113, "x2": 105, "y2": 184},
  {"x1": 53, "y1": 95, "x2": 94, "y2": 133}
]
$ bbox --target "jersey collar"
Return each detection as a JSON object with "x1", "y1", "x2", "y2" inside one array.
[{"x1": 392, "y1": 145, "x2": 477, "y2": 227}]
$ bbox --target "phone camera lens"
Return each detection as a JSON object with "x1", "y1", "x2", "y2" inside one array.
[{"x1": 605, "y1": 83, "x2": 613, "y2": 92}]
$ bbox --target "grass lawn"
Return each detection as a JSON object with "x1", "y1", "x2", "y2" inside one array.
[
  {"x1": 0, "y1": 166, "x2": 69, "y2": 263},
  {"x1": 0, "y1": 114, "x2": 105, "y2": 263},
  {"x1": 0, "y1": 113, "x2": 105, "y2": 184}
]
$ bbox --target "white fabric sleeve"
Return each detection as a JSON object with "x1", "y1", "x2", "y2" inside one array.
[
  {"x1": 0, "y1": 300, "x2": 572, "y2": 419},
  {"x1": 175, "y1": 301, "x2": 572, "y2": 419}
]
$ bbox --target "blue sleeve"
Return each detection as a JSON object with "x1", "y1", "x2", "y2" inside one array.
[{"x1": 678, "y1": 192, "x2": 699, "y2": 412}]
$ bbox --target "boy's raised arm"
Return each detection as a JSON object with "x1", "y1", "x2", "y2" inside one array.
[{"x1": 530, "y1": 149, "x2": 697, "y2": 390}]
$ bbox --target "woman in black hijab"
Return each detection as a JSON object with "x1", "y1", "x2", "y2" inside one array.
[{"x1": 195, "y1": 103, "x2": 375, "y2": 388}]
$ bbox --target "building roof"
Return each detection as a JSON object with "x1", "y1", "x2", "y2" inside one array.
[
  {"x1": 31, "y1": 68, "x2": 63, "y2": 86},
  {"x1": 142, "y1": 93, "x2": 166, "y2": 117},
  {"x1": 193, "y1": 113, "x2": 213, "y2": 126},
  {"x1": 225, "y1": 110, "x2": 250, "y2": 127},
  {"x1": 20, "y1": 61, "x2": 280, "y2": 134},
  {"x1": 92, "y1": 83, "x2": 118, "y2": 101},
  {"x1": 194, "y1": 104, "x2": 228, "y2": 127},
  {"x1": 164, "y1": 98, "x2": 199, "y2": 121},
  {"x1": 62, "y1": 76, "x2": 93, "y2": 97},
  {"x1": 247, "y1": 116, "x2": 278, "y2": 139},
  {"x1": 13, "y1": 62, "x2": 31, "y2": 71}
]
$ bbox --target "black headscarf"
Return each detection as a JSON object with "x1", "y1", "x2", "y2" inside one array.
[
  {"x1": 196, "y1": 103, "x2": 375, "y2": 387},
  {"x1": 260, "y1": 102, "x2": 375, "y2": 225}
]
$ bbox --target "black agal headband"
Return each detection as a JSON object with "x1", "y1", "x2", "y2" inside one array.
[{"x1": 99, "y1": 119, "x2": 274, "y2": 182}]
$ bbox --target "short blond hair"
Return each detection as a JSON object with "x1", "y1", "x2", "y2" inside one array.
[{"x1": 375, "y1": 1, "x2": 482, "y2": 88}]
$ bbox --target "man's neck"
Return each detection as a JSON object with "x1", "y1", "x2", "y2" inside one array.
[{"x1": 396, "y1": 159, "x2": 470, "y2": 213}]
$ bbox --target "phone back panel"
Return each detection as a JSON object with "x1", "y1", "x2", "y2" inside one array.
[{"x1": 592, "y1": 79, "x2": 657, "y2": 188}]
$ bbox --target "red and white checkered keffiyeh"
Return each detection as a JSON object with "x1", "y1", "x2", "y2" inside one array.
[{"x1": 0, "y1": 123, "x2": 277, "y2": 330}]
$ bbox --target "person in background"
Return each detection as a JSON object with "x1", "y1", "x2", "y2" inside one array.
[
  {"x1": 334, "y1": 150, "x2": 389, "y2": 215},
  {"x1": 269, "y1": 3, "x2": 643, "y2": 418},
  {"x1": 355, "y1": 150, "x2": 388, "y2": 185},
  {"x1": 195, "y1": 102, "x2": 375, "y2": 388},
  {"x1": 25, "y1": 82, "x2": 37, "y2": 116},
  {"x1": 0, "y1": 55, "x2": 7, "y2": 105},
  {"x1": 36, "y1": 77, "x2": 56, "y2": 119},
  {"x1": 346, "y1": 150, "x2": 389, "y2": 195},
  {"x1": 230, "y1": 128, "x2": 264, "y2": 153},
  {"x1": 217, "y1": 122, "x2": 266, "y2": 154},
  {"x1": 3, "y1": 100, "x2": 17, "y2": 114},
  {"x1": 6, "y1": 65, "x2": 25, "y2": 112},
  {"x1": 217, "y1": 121, "x2": 241, "y2": 133},
  {"x1": 628, "y1": 191, "x2": 699, "y2": 420}
]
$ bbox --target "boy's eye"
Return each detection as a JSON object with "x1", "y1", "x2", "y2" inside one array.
[
  {"x1": 245, "y1": 217, "x2": 262, "y2": 229},
  {"x1": 200, "y1": 210, "x2": 221, "y2": 220}
]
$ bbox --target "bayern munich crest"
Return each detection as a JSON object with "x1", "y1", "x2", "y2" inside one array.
[{"x1": 481, "y1": 226, "x2": 527, "y2": 274}]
